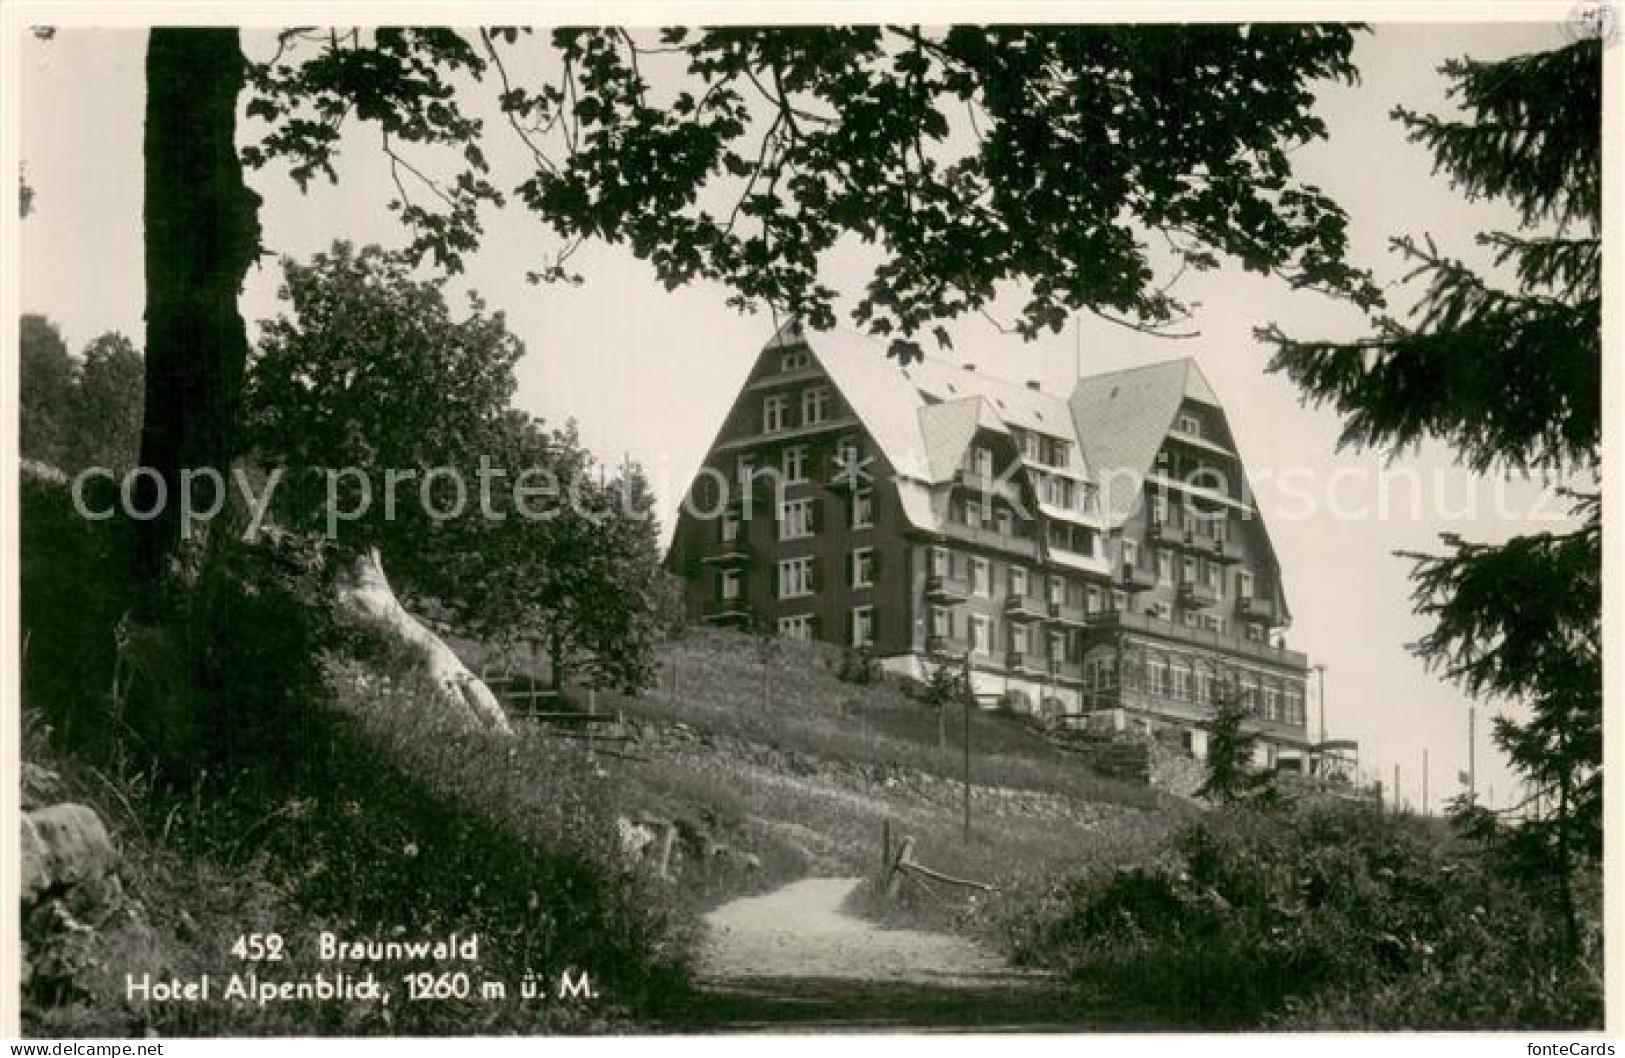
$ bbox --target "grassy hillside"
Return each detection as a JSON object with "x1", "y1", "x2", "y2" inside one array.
[
  {"x1": 584, "y1": 628, "x2": 1175, "y2": 810},
  {"x1": 530, "y1": 628, "x2": 1195, "y2": 946}
]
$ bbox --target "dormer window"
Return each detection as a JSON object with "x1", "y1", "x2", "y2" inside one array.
[
  {"x1": 781, "y1": 349, "x2": 809, "y2": 372},
  {"x1": 1178, "y1": 413, "x2": 1201, "y2": 437}
]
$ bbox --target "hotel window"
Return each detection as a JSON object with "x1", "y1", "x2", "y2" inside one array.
[
  {"x1": 778, "y1": 614, "x2": 814, "y2": 640},
  {"x1": 1023, "y1": 432, "x2": 1042, "y2": 461},
  {"x1": 1046, "y1": 576, "x2": 1064, "y2": 605},
  {"x1": 721, "y1": 568, "x2": 742, "y2": 600},
  {"x1": 1263, "y1": 684, "x2": 1281, "y2": 721},
  {"x1": 1204, "y1": 560, "x2": 1224, "y2": 595},
  {"x1": 1197, "y1": 672, "x2": 1214, "y2": 705},
  {"x1": 971, "y1": 446, "x2": 995, "y2": 478},
  {"x1": 970, "y1": 615, "x2": 992, "y2": 655},
  {"x1": 737, "y1": 453, "x2": 757, "y2": 486},
  {"x1": 1237, "y1": 570, "x2": 1254, "y2": 598},
  {"x1": 778, "y1": 557, "x2": 816, "y2": 599},
  {"x1": 1149, "y1": 656, "x2": 1170, "y2": 696},
  {"x1": 1285, "y1": 686, "x2": 1304, "y2": 725},
  {"x1": 802, "y1": 386, "x2": 832, "y2": 425},
  {"x1": 1043, "y1": 476, "x2": 1073, "y2": 508},
  {"x1": 931, "y1": 606, "x2": 953, "y2": 638},
  {"x1": 964, "y1": 499, "x2": 985, "y2": 526},
  {"x1": 1009, "y1": 566, "x2": 1028, "y2": 598},
  {"x1": 781, "y1": 349, "x2": 809, "y2": 372},
  {"x1": 851, "y1": 489, "x2": 874, "y2": 529},
  {"x1": 971, "y1": 558, "x2": 992, "y2": 597},
  {"x1": 721, "y1": 511, "x2": 740, "y2": 543},
  {"x1": 1086, "y1": 586, "x2": 1102, "y2": 614},
  {"x1": 1182, "y1": 554, "x2": 1198, "y2": 583},
  {"x1": 835, "y1": 434, "x2": 861, "y2": 467},
  {"x1": 782, "y1": 444, "x2": 809, "y2": 482},
  {"x1": 1245, "y1": 623, "x2": 1264, "y2": 642},
  {"x1": 1010, "y1": 624, "x2": 1029, "y2": 657},
  {"x1": 851, "y1": 606, "x2": 875, "y2": 648},
  {"x1": 763, "y1": 394, "x2": 789, "y2": 433},
  {"x1": 1123, "y1": 540, "x2": 1139, "y2": 567},
  {"x1": 1172, "y1": 663, "x2": 1192, "y2": 701},
  {"x1": 1111, "y1": 589, "x2": 1127, "y2": 612},
  {"x1": 930, "y1": 547, "x2": 951, "y2": 578},
  {"x1": 779, "y1": 498, "x2": 814, "y2": 540},
  {"x1": 995, "y1": 508, "x2": 1014, "y2": 536},
  {"x1": 1157, "y1": 550, "x2": 1173, "y2": 584},
  {"x1": 1049, "y1": 629, "x2": 1067, "y2": 664},
  {"x1": 1178, "y1": 413, "x2": 1202, "y2": 437},
  {"x1": 851, "y1": 547, "x2": 875, "y2": 588},
  {"x1": 1152, "y1": 493, "x2": 1168, "y2": 527}
]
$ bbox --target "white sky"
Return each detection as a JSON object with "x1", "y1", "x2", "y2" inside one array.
[{"x1": 16, "y1": 20, "x2": 1584, "y2": 812}]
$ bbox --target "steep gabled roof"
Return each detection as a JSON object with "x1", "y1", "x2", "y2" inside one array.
[
  {"x1": 1068, "y1": 358, "x2": 1219, "y2": 524},
  {"x1": 1067, "y1": 356, "x2": 1294, "y2": 623},
  {"x1": 918, "y1": 397, "x2": 989, "y2": 483},
  {"x1": 783, "y1": 322, "x2": 1095, "y2": 486}
]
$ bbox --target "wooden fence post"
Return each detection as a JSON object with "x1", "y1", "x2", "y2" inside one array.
[
  {"x1": 886, "y1": 836, "x2": 917, "y2": 898},
  {"x1": 655, "y1": 823, "x2": 677, "y2": 880}
]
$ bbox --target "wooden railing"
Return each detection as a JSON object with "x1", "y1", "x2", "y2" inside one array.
[{"x1": 879, "y1": 824, "x2": 997, "y2": 899}]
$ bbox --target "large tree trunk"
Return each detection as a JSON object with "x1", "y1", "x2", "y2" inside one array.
[
  {"x1": 336, "y1": 549, "x2": 513, "y2": 735},
  {"x1": 137, "y1": 29, "x2": 261, "y2": 588}
]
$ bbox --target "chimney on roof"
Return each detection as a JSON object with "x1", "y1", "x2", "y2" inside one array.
[
  {"x1": 962, "y1": 362, "x2": 976, "y2": 372},
  {"x1": 1025, "y1": 380, "x2": 1042, "y2": 392}
]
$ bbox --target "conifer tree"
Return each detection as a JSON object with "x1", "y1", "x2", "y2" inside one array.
[{"x1": 1259, "y1": 38, "x2": 1602, "y2": 947}]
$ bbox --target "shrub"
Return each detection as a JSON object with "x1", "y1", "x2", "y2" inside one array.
[
  {"x1": 836, "y1": 646, "x2": 882, "y2": 686},
  {"x1": 1016, "y1": 801, "x2": 1601, "y2": 1029}
]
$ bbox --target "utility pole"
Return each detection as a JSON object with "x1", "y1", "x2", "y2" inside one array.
[
  {"x1": 1468, "y1": 705, "x2": 1477, "y2": 801},
  {"x1": 1313, "y1": 663, "x2": 1326, "y2": 744},
  {"x1": 961, "y1": 652, "x2": 974, "y2": 844},
  {"x1": 1422, "y1": 748, "x2": 1430, "y2": 817}
]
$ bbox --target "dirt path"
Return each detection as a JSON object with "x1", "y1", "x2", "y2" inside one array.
[
  {"x1": 699, "y1": 877, "x2": 1012, "y2": 983},
  {"x1": 651, "y1": 876, "x2": 1150, "y2": 1032}
]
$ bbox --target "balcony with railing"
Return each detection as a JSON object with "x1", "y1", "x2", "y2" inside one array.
[
  {"x1": 1147, "y1": 521, "x2": 1244, "y2": 563},
  {"x1": 940, "y1": 520, "x2": 1040, "y2": 559},
  {"x1": 1048, "y1": 600, "x2": 1090, "y2": 627},
  {"x1": 1003, "y1": 593, "x2": 1048, "y2": 622},
  {"x1": 703, "y1": 598, "x2": 753, "y2": 625},
  {"x1": 1005, "y1": 650, "x2": 1039, "y2": 675},
  {"x1": 925, "y1": 573, "x2": 968, "y2": 603},
  {"x1": 1083, "y1": 608, "x2": 1308, "y2": 670},
  {"x1": 1119, "y1": 562, "x2": 1157, "y2": 592},
  {"x1": 1236, "y1": 595, "x2": 1281, "y2": 624},
  {"x1": 1177, "y1": 579, "x2": 1221, "y2": 609},
  {"x1": 700, "y1": 537, "x2": 753, "y2": 565},
  {"x1": 1146, "y1": 519, "x2": 1181, "y2": 547},
  {"x1": 1045, "y1": 656, "x2": 1085, "y2": 683}
]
